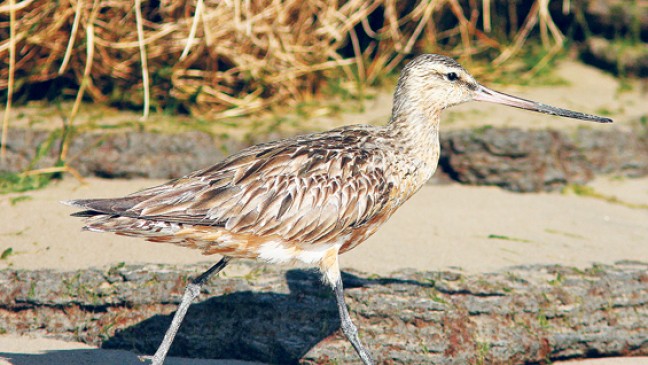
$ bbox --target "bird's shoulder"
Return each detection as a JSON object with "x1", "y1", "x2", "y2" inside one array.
[{"x1": 165, "y1": 124, "x2": 390, "y2": 188}]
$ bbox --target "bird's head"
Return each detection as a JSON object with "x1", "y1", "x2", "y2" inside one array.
[{"x1": 392, "y1": 54, "x2": 613, "y2": 124}]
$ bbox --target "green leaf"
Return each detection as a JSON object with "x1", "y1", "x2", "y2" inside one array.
[{"x1": 1, "y1": 248, "x2": 13, "y2": 260}]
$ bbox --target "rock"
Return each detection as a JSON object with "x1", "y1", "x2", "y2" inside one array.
[
  {"x1": 2, "y1": 126, "x2": 647, "y2": 192},
  {"x1": 580, "y1": 0, "x2": 648, "y2": 39},
  {"x1": 0, "y1": 129, "x2": 232, "y2": 179},
  {"x1": 0, "y1": 262, "x2": 646, "y2": 364},
  {"x1": 582, "y1": 37, "x2": 648, "y2": 77},
  {"x1": 68, "y1": 131, "x2": 229, "y2": 179},
  {"x1": 438, "y1": 127, "x2": 648, "y2": 192}
]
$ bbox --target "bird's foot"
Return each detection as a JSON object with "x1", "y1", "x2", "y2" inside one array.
[{"x1": 138, "y1": 354, "x2": 164, "y2": 365}]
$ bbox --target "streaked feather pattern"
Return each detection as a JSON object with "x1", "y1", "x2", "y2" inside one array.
[{"x1": 66, "y1": 124, "x2": 423, "y2": 261}]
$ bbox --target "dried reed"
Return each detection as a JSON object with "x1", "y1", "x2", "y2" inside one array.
[
  {"x1": 0, "y1": 0, "x2": 568, "y2": 125},
  {"x1": 1, "y1": 0, "x2": 15, "y2": 159}
]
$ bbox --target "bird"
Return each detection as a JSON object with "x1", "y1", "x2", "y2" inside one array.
[{"x1": 64, "y1": 54, "x2": 612, "y2": 365}]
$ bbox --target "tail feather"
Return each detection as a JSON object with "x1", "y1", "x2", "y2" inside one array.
[
  {"x1": 63, "y1": 201, "x2": 237, "y2": 256},
  {"x1": 82, "y1": 214, "x2": 184, "y2": 236},
  {"x1": 61, "y1": 199, "x2": 86, "y2": 208},
  {"x1": 70, "y1": 210, "x2": 104, "y2": 218},
  {"x1": 61, "y1": 197, "x2": 145, "y2": 216}
]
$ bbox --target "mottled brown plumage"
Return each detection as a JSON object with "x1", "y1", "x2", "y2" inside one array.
[
  {"x1": 73, "y1": 126, "x2": 398, "y2": 258},
  {"x1": 65, "y1": 54, "x2": 612, "y2": 365}
]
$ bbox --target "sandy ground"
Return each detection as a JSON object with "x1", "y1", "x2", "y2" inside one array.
[
  {"x1": 0, "y1": 334, "x2": 645, "y2": 365},
  {"x1": 2, "y1": 177, "x2": 647, "y2": 274},
  {"x1": 0, "y1": 335, "x2": 264, "y2": 365},
  {"x1": 1, "y1": 176, "x2": 647, "y2": 365}
]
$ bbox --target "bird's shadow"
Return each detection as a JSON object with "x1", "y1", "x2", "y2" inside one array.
[{"x1": 96, "y1": 269, "x2": 431, "y2": 364}]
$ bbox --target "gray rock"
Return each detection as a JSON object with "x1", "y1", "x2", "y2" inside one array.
[
  {"x1": 582, "y1": 37, "x2": 648, "y2": 77},
  {"x1": 0, "y1": 129, "x2": 231, "y2": 180},
  {"x1": 439, "y1": 127, "x2": 648, "y2": 192},
  {"x1": 2, "y1": 126, "x2": 647, "y2": 192},
  {"x1": 0, "y1": 262, "x2": 646, "y2": 364},
  {"x1": 580, "y1": 0, "x2": 648, "y2": 39}
]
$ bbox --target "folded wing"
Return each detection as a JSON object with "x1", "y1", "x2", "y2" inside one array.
[{"x1": 67, "y1": 129, "x2": 395, "y2": 244}]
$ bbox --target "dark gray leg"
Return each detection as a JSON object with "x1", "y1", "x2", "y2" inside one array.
[
  {"x1": 332, "y1": 275, "x2": 374, "y2": 365},
  {"x1": 140, "y1": 256, "x2": 231, "y2": 365}
]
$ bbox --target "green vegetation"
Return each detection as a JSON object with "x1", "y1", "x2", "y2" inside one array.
[
  {"x1": 639, "y1": 115, "x2": 647, "y2": 128},
  {"x1": 0, "y1": 173, "x2": 54, "y2": 194},
  {"x1": 1, "y1": 248, "x2": 13, "y2": 260},
  {"x1": 9, "y1": 195, "x2": 32, "y2": 205},
  {"x1": 594, "y1": 107, "x2": 614, "y2": 116},
  {"x1": 486, "y1": 43, "x2": 570, "y2": 87},
  {"x1": 28, "y1": 280, "x2": 36, "y2": 298},
  {"x1": 537, "y1": 311, "x2": 551, "y2": 329},
  {"x1": 476, "y1": 341, "x2": 492, "y2": 365},
  {"x1": 544, "y1": 229, "x2": 584, "y2": 240},
  {"x1": 472, "y1": 124, "x2": 494, "y2": 136},
  {"x1": 562, "y1": 184, "x2": 648, "y2": 210},
  {"x1": 427, "y1": 290, "x2": 448, "y2": 305},
  {"x1": 0, "y1": 129, "x2": 63, "y2": 194},
  {"x1": 548, "y1": 272, "x2": 564, "y2": 287},
  {"x1": 1, "y1": 228, "x2": 28, "y2": 237},
  {"x1": 487, "y1": 234, "x2": 533, "y2": 244},
  {"x1": 107, "y1": 262, "x2": 126, "y2": 276}
]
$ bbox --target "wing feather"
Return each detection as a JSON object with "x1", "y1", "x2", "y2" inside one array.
[{"x1": 69, "y1": 128, "x2": 395, "y2": 244}]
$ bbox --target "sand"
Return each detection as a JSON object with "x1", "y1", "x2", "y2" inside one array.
[
  {"x1": 0, "y1": 335, "x2": 264, "y2": 365},
  {"x1": 0, "y1": 334, "x2": 646, "y2": 365},
  {"x1": 1, "y1": 176, "x2": 647, "y2": 364},
  {"x1": 2, "y1": 176, "x2": 647, "y2": 274}
]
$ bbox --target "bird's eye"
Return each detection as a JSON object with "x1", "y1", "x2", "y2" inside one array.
[{"x1": 446, "y1": 72, "x2": 459, "y2": 81}]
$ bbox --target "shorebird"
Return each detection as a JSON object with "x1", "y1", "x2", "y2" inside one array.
[{"x1": 65, "y1": 54, "x2": 612, "y2": 365}]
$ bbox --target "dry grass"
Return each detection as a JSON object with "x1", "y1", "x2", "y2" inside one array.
[{"x1": 0, "y1": 0, "x2": 569, "y2": 147}]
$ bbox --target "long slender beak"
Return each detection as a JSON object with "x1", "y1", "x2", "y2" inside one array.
[{"x1": 474, "y1": 85, "x2": 613, "y2": 123}]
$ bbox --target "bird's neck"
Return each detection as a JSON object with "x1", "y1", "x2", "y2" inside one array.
[
  {"x1": 386, "y1": 88, "x2": 444, "y2": 155},
  {"x1": 385, "y1": 107, "x2": 442, "y2": 199},
  {"x1": 387, "y1": 109, "x2": 441, "y2": 143}
]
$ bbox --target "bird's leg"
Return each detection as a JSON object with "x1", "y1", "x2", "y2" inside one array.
[
  {"x1": 332, "y1": 276, "x2": 374, "y2": 364},
  {"x1": 140, "y1": 256, "x2": 231, "y2": 365},
  {"x1": 324, "y1": 257, "x2": 374, "y2": 365}
]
